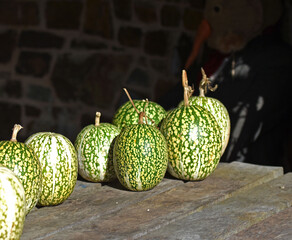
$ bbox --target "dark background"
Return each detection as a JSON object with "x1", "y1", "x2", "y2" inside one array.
[{"x1": 0, "y1": 0, "x2": 291, "y2": 155}]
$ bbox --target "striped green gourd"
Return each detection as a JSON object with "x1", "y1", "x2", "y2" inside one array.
[
  {"x1": 75, "y1": 112, "x2": 120, "y2": 182},
  {"x1": 0, "y1": 124, "x2": 42, "y2": 215},
  {"x1": 178, "y1": 68, "x2": 230, "y2": 155},
  {"x1": 25, "y1": 132, "x2": 78, "y2": 206},
  {"x1": 113, "y1": 91, "x2": 168, "y2": 191},
  {"x1": 160, "y1": 70, "x2": 222, "y2": 180},
  {"x1": 113, "y1": 89, "x2": 166, "y2": 129},
  {"x1": 0, "y1": 166, "x2": 26, "y2": 240}
]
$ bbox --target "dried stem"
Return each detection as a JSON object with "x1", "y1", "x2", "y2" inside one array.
[
  {"x1": 182, "y1": 70, "x2": 193, "y2": 106},
  {"x1": 95, "y1": 112, "x2": 101, "y2": 126},
  {"x1": 123, "y1": 88, "x2": 146, "y2": 124},
  {"x1": 10, "y1": 124, "x2": 23, "y2": 142},
  {"x1": 199, "y1": 68, "x2": 218, "y2": 97},
  {"x1": 123, "y1": 88, "x2": 139, "y2": 115}
]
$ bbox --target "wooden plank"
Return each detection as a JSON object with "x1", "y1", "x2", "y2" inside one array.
[
  {"x1": 21, "y1": 174, "x2": 185, "y2": 239},
  {"x1": 229, "y1": 207, "x2": 292, "y2": 240},
  {"x1": 143, "y1": 173, "x2": 292, "y2": 240},
  {"x1": 21, "y1": 162, "x2": 283, "y2": 240}
]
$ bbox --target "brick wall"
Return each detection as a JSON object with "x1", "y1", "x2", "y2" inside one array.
[{"x1": 0, "y1": 0, "x2": 204, "y2": 141}]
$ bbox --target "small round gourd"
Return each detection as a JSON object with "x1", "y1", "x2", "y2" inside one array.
[
  {"x1": 178, "y1": 68, "x2": 230, "y2": 155},
  {"x1": 160, "y1": 70, "x2": 222, "y2": 180},
  {"x1": 75, "y1": 112, "x2": 120, "y2": 182},
  {"x1": 0, "y1": 124, "x2": 42, "y2": 215},
  {"x1": 113, "y1": 90, "x2": 168, "y2": 191},
  {"x1": 113, "y1": 92, "x2": 166, "y2": 129},
  {"x1": 25, "y1": 132, "x2": 78, "y2": 206},
  {"x1": 0, "y1": 166, "x2": 26, "y2": 240}
]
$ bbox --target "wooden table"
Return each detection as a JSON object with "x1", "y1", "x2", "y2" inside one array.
[{"x1": 22, "y1": 162, "x2": 292, "y2": 240}]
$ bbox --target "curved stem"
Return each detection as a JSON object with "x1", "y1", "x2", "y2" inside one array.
[
  {"x1": 138, "y1": 112, "x2": 145, "y2": 124},
  {"x1": 10, "y1": 124, "x2": 23, "y2": 142},
  {"x1": 182, "y1": 70, "x2": 190, "y2": 106},
  {"x1": 123, "y1": 88, "x2": 139, "y2": 115},
  {"x1": 124, "y1": 88, "x2": 145, "y2": 124},
  {"x1": 200, "y1": 68, "x2": 218, "y2": 97},
  {"x1": 95, "y1": 112, "x2": 101, "y2": 126}
]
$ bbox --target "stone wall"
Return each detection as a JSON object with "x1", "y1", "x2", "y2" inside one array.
[{"x1": 0, "y1": 0, "x2": 204, "y2": 141}]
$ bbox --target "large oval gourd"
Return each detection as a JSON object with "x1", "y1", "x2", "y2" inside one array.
[
  {"x1": 0, "y1": 124, "x2": 42, "y2": 215},
  {"x1": 25, "y1": 132, "x2": 78, "y2": 206},
  {"x1": 75, "y1": 112, "x2": 120, "y2": 182},
  {"x1": 0, "y1": 166, "x2": 26, "y2": 240},
  {"x1": 114, "y1": 123, "x2": 168, "y2": 191},
  {"x1": 113, "y1": 90, "x2": 168, "y2": 191},
  {"x1": 160, "y1": 71, "x2": 222, "y2": 180},
  {"x1": 113, "y1": 94, "x2": 166, "y2": 129},
  {"x1": 178, "y1": 68, "x2": 230, "y2": 155}
]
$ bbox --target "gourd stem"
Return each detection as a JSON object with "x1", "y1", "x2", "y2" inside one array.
[
  {"x1": 182, "y1": 70, "x2": 190, "y2": 107},
  {"x1": 123, "y1": 88, "x2": 139, "y2": 115},
  {"x1": 95, "y1": 112, "x2": 101, "y2": 126},
  {"x1": 123, "y1": 88, "x2": 144, "y2": 124},
  {"x1": 123, "y1": 88, "x2": 155, "y2": 125},
  {"x1": 200, "y1": 68, "x2": 218, "y2": 97},
  {"x1": 10, "y1": 124, "x2": 23, "y2": 142},
  {"x1": 139, "y1": 112, "x2": 145, "y2": 124},
  {"x1": 199, "y1": 87, "x2": 205, "y2": 97}
]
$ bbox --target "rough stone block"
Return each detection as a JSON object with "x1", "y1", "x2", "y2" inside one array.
[
  {"x1": 51, "y1": 53, "x2": 132, "y2": 107},
  {"x1": 161, "y1": 5, "x2": 181, "y2": 27},
  {"x1": 84, "y1": 0, "x2": 113, "y2": 39},
  {"x1": 113, "y1": 0, "x2": 132, "y2": 20},
  {"x1": 144, "y1": 30, "x2": 168, "y2": 56},
  {"x1": 0, "y1": 79, "x2": 22, "y2": 98},
  {"x1": 154, "y1": 77, "x2": 177, "y2": 102},
  {"x1": 46, "y1": 0, "x2": 82, "y2": 30},
  {"x1": 126, "y1": 68, "x2": 150, "y2": 88},
  {"x1": 134, "y1": 1, "x2": 157, "y2": 24},
  {"x1": 16, "y1": 51, "x2": 51, "y2": 77},
  {"x1": 0, "y1": 30, "x2": 17, "y2": 63},
  {"x1": 25, "y1": 105, "x2": 41, "y2": 117},
  {"x1": 26, "y1": 84, "x2": 52, "y2": 102},
  {"x1": 0, "y1": 1, "x2": 38, "y2": 26},
  {"x1": 19, "y1": 1, "x2": 39, "y2": 26},
  {"x1": 71, "y1": 39, "x2": 108, "y2": 50},
  {"x1": 0, "y1": 102, "x2": 21, "y2": 141},
  {"x1": 183, "y1": 8, "x2": 203, "y2": 30},
  {"x1": 189, "y1": 0, "x2": 205, "y2": 9},
  {"x1": 19, "y1": 31, "x2": 64, "y2": 49},
  {"x1": 118, "y1": 26, "x2": 142, "y2": 48}
]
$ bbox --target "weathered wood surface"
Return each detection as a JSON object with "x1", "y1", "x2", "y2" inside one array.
[{"x1": 21, "y1": 162, "x2": 292, "y2": 240}]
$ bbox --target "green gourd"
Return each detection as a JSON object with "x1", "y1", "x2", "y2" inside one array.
[
  {"x1": 178, "y1": 68, "x2": 230, "y2": 155},
  {"x1": 160, "y1": 70, "x2": 222, "y2": 180},
  {"x1": 75, "y1": 112, "x2": 120, "y2": 182},
  {"x1": 0, "y1": 124, "x2": 42, "y2": 214},
  {"x1": 113, "y1": 91, "x2": 166, "y2": 129},
  {"x1": 25, "y1": 132, "x2": 78, "y2": 206},
  {"x1": 0, "y1": 165, "x2": 26, "y2": 240},
  {"x1": 113, "y1": 89, "x2": 168, "y2": 191}
]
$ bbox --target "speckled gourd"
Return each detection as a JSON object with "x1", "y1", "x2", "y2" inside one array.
[
  {"x1": 25, "y1": 132, "x2": 78, "y2": 206},
  {"x1": 113, "y1": 93, "x2": 166, "y2": 129},
  {"x1": 113, "y1": 89, "x2": 168, "y2": 191},
  {"x1": 178, "y1": 68, "x2": 230, "y2": 155},
  {"x1": 0, "y1": 166, "x2": 26, "y2": 240},
  {"x1": 75, "y1": 112, "x2": 120, "y2": 182},
  {"x1": 0, "y1": 124, "x2": 42, "y2": 214},
  {"x1": 179, "y1": 68, "x2": 231, "y2": 156},
  {"x1": 160, "y1": 70, "x2": 222, "y2": 180}
]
